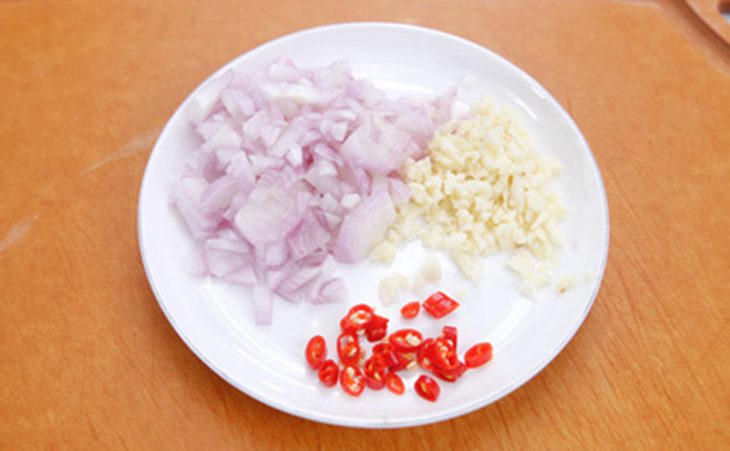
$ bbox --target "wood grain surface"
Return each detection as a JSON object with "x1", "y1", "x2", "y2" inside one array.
[
  {"x1": 687, "y1": 0, "x2": 730, "y2": 43},
  {"x1": 1, "y1": 0, "x2": 729, "y2": 449}
]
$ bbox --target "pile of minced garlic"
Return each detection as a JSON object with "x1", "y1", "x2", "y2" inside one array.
[{"x1": 371, "y1": 100, "x2": 566, "y2": 291}]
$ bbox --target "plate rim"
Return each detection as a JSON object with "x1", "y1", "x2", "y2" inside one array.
[{"x1": 137, "y1": 21, "x2": 610, "y2": 429}]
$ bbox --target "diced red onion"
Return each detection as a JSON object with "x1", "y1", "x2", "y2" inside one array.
[
  {"x1": 200, "y1": 175, "x2": 238, "y2": 213},
  {"x1": 275, "y1": 262, "x2": 327, "y2": 302},
  {"x1": 388, "y1": 177, "x2": 410, "y2": 206},
  {"x1": 332, "y1": 188, "x2": 396, "y2": 263},
  {"x1": 172, "y1": 177, "x2": 220, "y2": 239},
  {"x1": 288, "y1": 211, "x2": 330, "y2": 260},
  {"x1": 204, "y1": 238, "x2": 251, "y2": 278},
  {"x1": 314, "y1": 277, "x2": 347, "y2": 304},
  {"x1": 256, "y1": 241, "x2": 290, "y2": 268},
  {"x1": 223, "y1": 265, "x2": 257, "y2": 286},
  {"x1": 234, "y1": 183, "x2": 305, "y2": 245},
  {"x1": 253, "y1": 285, "x2": 273, "y2": 325}
]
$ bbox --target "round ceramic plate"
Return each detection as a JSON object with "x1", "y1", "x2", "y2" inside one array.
[{"x1": 138, "y1": 23, "x2": 609, "y2": 428}]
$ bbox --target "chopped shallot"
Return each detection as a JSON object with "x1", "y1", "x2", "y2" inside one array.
[{"x1": 172, "y1": 57, "x2": 453, "y2": 324}]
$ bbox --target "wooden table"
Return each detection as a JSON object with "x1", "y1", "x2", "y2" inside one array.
[{"x1": 2, "y1": 0, "x2": 729, "y2": 448}]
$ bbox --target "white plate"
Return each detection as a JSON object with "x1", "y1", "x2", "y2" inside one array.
[{"x1": 138, "y1": 23, "x2": 609, "y2": 428}]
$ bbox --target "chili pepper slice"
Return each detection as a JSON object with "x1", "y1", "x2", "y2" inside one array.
[
  {"x1": 340, "y1": 304, "x2": 374, "y2": 333},
  {"x1": 305, "y1": 335, "x2": 326, "y2": 370},
  {"x1": 364, "y1": 314, "x2": 389, "y2": 342},
  {"x1": 400, "y1": 301, "x2": 420, "y2": 319},
  {"x1": 388, "y1": 329, "x2": 424, "y2": 353},
  {"x1": 336, "y1": 332, "x2": 360, "y2": 366},
  {"x1": 340, "y1": 365, "x2": 365, "y2": 396},
  {"x1": 464, "y1": 342, "x2": 493, "y2": 369},
  {"x1": 317, "y1": 359, "x2": 339, "y2": 387},
  {"x1": 414, "y1": 375, "x2": 440, "y2": 402},
  {"x1": 422, "y1": 291, "x2": 460, "y2": 319},
  {"x1": 385, "y1": 372, "x2": 405, "y2": 395}
]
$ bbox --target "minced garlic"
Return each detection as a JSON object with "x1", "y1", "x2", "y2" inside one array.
[
  {"x1": 378, "y1": 272, "x2": 409, "y2": 306},
  {"x1": 374, "y1": 100, "x2": 566, "y2": 290},
  {"x1": 556, "y1": 275, "x2": 579, "y2": 294},
  {"x1": 411, "y1": 254, "x2": 442, "y2": 291}
]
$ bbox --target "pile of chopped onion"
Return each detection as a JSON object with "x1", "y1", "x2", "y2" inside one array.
[{"x1": 172, "y1": 57, "x2": 453, "y2": 324}]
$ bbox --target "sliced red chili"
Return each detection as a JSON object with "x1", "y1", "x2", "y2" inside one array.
[
  {"x1": 317, "y1": 359, "x2": 339, "y2": 387},
  {"x1": 363, "y1": 354, "x2": 388, "y2": 390},
  {"x1": 336, "y1": 332, "x2": 360, "y2": 366},
  {"x1": 372, "y1": 342, "x2": 398, "y2": 368},
  {"x1": 430, "y1": 337, "x2": 458, "y2": 370},
  {"x1": 305, "y1": 335, "x2": 326, "y2": 370},
  {"x1": 400, "y1": 301, "x2": 420, "y2": 319},
  {"x1": 441, "y1": 325, "x2": 458, "y2": 352},
  {"x1": 417, "y1": 338, "x2": 435, "y2": 371},
  {"x1": 388, "y1": 329, "x2": 424, "y2": 353},
  {"x1": 340, "y1": 304, "x2": 374, "y2": 333},
  {"x1": 464, "y1": 342, "x2": 493, "y2": 368},
  {"x1": 422, "y1": 291, "x2": 460, "y2": 319},
  {"x1": 385, "y1": 372, "x2": 405, "y2": 395},
  {"x1": 414, "y1": 375, "x2": 440, "y2": 402},
  {"x1": 390, "y1": 351, "x2": 415, "y2": 372},
  {"x1": 340, "y1": 365, "x2": 365, "y2": 396},
  {"x1": 364, "y1": 314, "x2": 389, "y2": 342},
  {"x1": 432, "y1": 361, "x2": 467, "y2": 383}
]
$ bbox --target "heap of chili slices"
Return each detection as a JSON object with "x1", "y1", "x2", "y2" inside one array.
[{"x1": 304, "y1": 291, "x2": 493, "y2": 402}]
